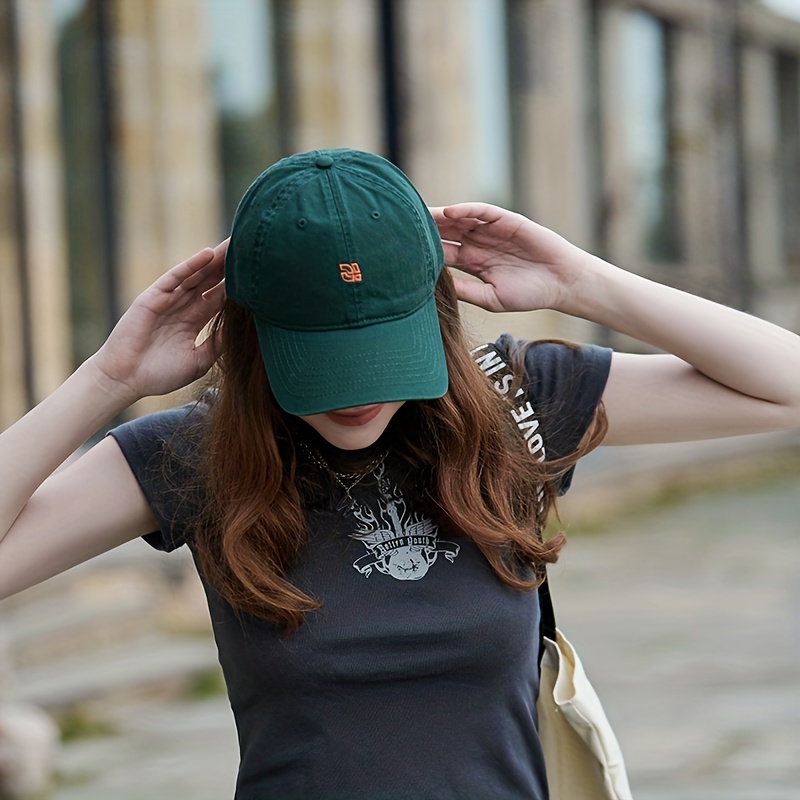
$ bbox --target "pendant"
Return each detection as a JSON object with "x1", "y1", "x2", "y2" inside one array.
[{"x1": 335, "y1": 493, "x2": 354, "y2": 513}]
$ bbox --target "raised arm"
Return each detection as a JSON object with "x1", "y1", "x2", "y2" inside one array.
[
  {"x1": 432, "y1": 203, "x2": 800, "y2": 445},
  {"x1": 0, "y1": 244, "x2": 226, "y2": 599}
]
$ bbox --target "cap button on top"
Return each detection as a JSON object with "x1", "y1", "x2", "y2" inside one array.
[{"x1": 315, "y1": 155, "x2": 334, "y2": 169}]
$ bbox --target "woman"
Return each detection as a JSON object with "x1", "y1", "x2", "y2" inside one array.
[{"x1": 0, "y1": 149, "x2": 798, "y2": 799}]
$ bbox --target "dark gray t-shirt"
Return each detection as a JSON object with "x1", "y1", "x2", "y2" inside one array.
[{"x1": 109, "y1": 337, "x2": 611, "y2": 800}]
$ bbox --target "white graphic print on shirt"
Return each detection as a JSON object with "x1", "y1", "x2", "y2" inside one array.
[{"x1": 350, "y1": 464, "x2": 460, "y2": 580}]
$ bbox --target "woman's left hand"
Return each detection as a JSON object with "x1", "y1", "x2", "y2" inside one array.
[{"x1": 430, "y1": 203, "x2": 590, "y2": 313}]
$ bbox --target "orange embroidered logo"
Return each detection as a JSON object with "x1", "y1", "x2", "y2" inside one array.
[{"x1": 339, "y1": 262, "x2": 362, "y2": 283}]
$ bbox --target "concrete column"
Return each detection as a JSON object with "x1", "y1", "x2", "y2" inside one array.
[
  {"x1": 512, "y1": 0, "x2": 595, "y2": 249},
  {"x1": 13, "y1": 0, "x2": 71, "y2": 402},
  {"x1": 396, "y1": 0, "x2": 475, "y2": 205},
  {"x1": 493, "y1": 0, "x2": 599, "y2": 346},
  {"x1": 112, "y1": 0, "x2": 220, "y2": 413},
  {"x1": 113, "y1": 0, "x2": 220, "y2": 310},
  {"x1": 741, "y1": 45, "x2": 782, "y2": 283},
  {"x1": 400, "y1": 0, "x2": 593, "y2": 345},
  {"x1": 112, "y1": 0, "x2": 163, "y2": 309},
  {"x1": 290, "y1": 0, "x2": 383, "y2": 155},
  {"x1": 0, "y1": 2, "x2": 28, "y2": 427},
  {"x1": 149, "y1": 0, "x2": 220, "y2": 268},
  {"x1": 598, "y1": 4, "x2": 643, "y2": 272},
  {"x1": 714, "y1": 0, "x2": 752, "y2": 310},
  {"x1": 672, "y1": 27, "x2": 722, "y2": 271},
  {"x1": 742, "y1": 44, "x2": 800, "y2": 328}
]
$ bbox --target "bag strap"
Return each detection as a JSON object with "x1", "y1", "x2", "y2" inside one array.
[
  {"x1": 471, "y1": 342, "x2": 557, "y2": 663},
  {"x1": 538, "y1": 579, "x2": 557, "y2": 643}
]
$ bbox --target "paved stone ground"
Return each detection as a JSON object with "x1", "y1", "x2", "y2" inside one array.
[
  {"x1": 554, "y1": 471, "x2": 800, "y2": 800},
  {"x1": 49, "y1": 461, "x2": 800, "y2": 799}
]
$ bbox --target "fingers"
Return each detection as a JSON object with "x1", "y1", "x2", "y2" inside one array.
[
  {"x1": 155, "y1": 248, "x2": 215, "y2": 293},
  {"x1": 436, "y1": 224, "x2": 469, "y2": 245},
  {"x1": 448, "y1": 269, "x2": 499, "y2": 312},
  {"x1": 154, "y1": 241, "x2": 228, "y2": 294},
  {"x1": 201, "y1": 279, "x2": 227, "y2": 308},
  {"x1": 442, "y1": 241, "x2": 486, "y2": 280},
  {"x1": 179, "y1": 243, "x2": 227, "y2": 293},
  {"x1": 431, "y1": 203, "x2": 531, "y2": 247},
  {"x1": 430, "y1": 203, "x2": 506, "y2": 226},
  {"x1": 182, "y1": 278, "x2": 226, "y2": 324},
  {"x1": 430, "y1": 205, "x2": 510, "y2": 249},
  {"x1": 430, "y1": 207, "x2": 479, "y2": 243},
  {"x1": 441, "y1": 240, "x2": 462, "y2": 265},
  {"x1": 177, "y1": 240, "x2": 229, "y2": 298},
  {"x1": 181, "y1": 259, "x2": 225, "y2": 294},
  {"x1": 192, "y1": 332, "x2": 221, "y2": 378}
]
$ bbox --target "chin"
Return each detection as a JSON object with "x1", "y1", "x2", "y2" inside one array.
[{"x1": 322, "y1": 427, "x2": 389, "y2": 451}]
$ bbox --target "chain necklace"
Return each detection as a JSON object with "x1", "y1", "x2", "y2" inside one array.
[{"x1": 299, "y1": 442, "x2": 388, "y2": 514}]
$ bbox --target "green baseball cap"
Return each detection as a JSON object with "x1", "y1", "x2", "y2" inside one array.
[{"x1": 225, "y1": 148, "x2": 448, "y2": 416}]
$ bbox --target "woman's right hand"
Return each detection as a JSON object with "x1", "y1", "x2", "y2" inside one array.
[{"x1": 89, "y1": 241, "x2": 228, "y2": 402}]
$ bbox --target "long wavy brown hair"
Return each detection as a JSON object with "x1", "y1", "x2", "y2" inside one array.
[{"x1": 192, "y1": 269, "x2": 607, "y2": 631}]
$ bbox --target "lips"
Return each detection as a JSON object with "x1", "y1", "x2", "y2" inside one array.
[{"x1": 325, "y1": 405, "x2": 382, "y2": 427}]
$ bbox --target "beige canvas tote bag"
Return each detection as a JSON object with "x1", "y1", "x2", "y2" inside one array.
[{"x1": 537, "y1": 622, "x2": 633, "y2": 800}]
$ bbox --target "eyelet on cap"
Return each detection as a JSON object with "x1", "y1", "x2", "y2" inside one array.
[
  {"x1": 297, "y1": 218, "x2": 307, "y2": 228},
  {"x1": 371, "y1": 211, "x2": 381, "y2": 219},
  {"x1": 314, "y1": 155, "x2": 334, "y2": 169}
]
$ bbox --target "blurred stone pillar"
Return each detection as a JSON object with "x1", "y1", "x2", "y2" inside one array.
[
  {"x1": 0, "y1": 2, "x2": 28, "y2": 428},
  {"x1": 12, "y1": 0, "x2": 71, "y2": 403},
  {"x1": 398, "y1": 0, "x2": 593, "y2": 343},
  {"x1": 112, "y1": 0, "x2": 161, "y2": 311},
  {"x1": 714, "y1": 0, "x2": 752, "y2": 310},
  {"x1": 394, "y1": 0, "x2": 475, "y2": 205},
  {"x1": 0, "y1": 0, "x2": 62, "y2": 749},
  {"x1": 111, "y1": 0, "x2": 220, "y2": 412},
  {"x1": 741, "y1": 44, "x2": 795, "y2": 325},
  {"x1": 112, "y1": 0, "x2": 220, "y2": 308},
  {"x1": 672, "y1": 28, "x2": 723, "y2": 273},
  {"x1": 741, "y1": 46, "x2": 782, "y2": 280},
  {"x1": 499, "y1": 0, "x2": 599, "y2": 344},
  {"x1": 508, "y1": 0, "x2": 595, "y2": 249},
  {"x1": 598, "y1": 3, "x2": 642, "y2": 272},
  {"x1": 289, "y1": 0, "x2": 383, "y2": 154}
]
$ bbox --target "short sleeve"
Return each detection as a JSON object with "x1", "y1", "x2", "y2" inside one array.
[
  {"x1": 495, "y1": 334, "x2": 612, "y2": 494},
  {"x1": 108, "y1": 403, "x2": 207, "y2": 552}
]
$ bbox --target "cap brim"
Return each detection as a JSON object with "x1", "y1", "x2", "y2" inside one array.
[{"x1": 253, "y1": 296, "x2": 449, "y2": 416}]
